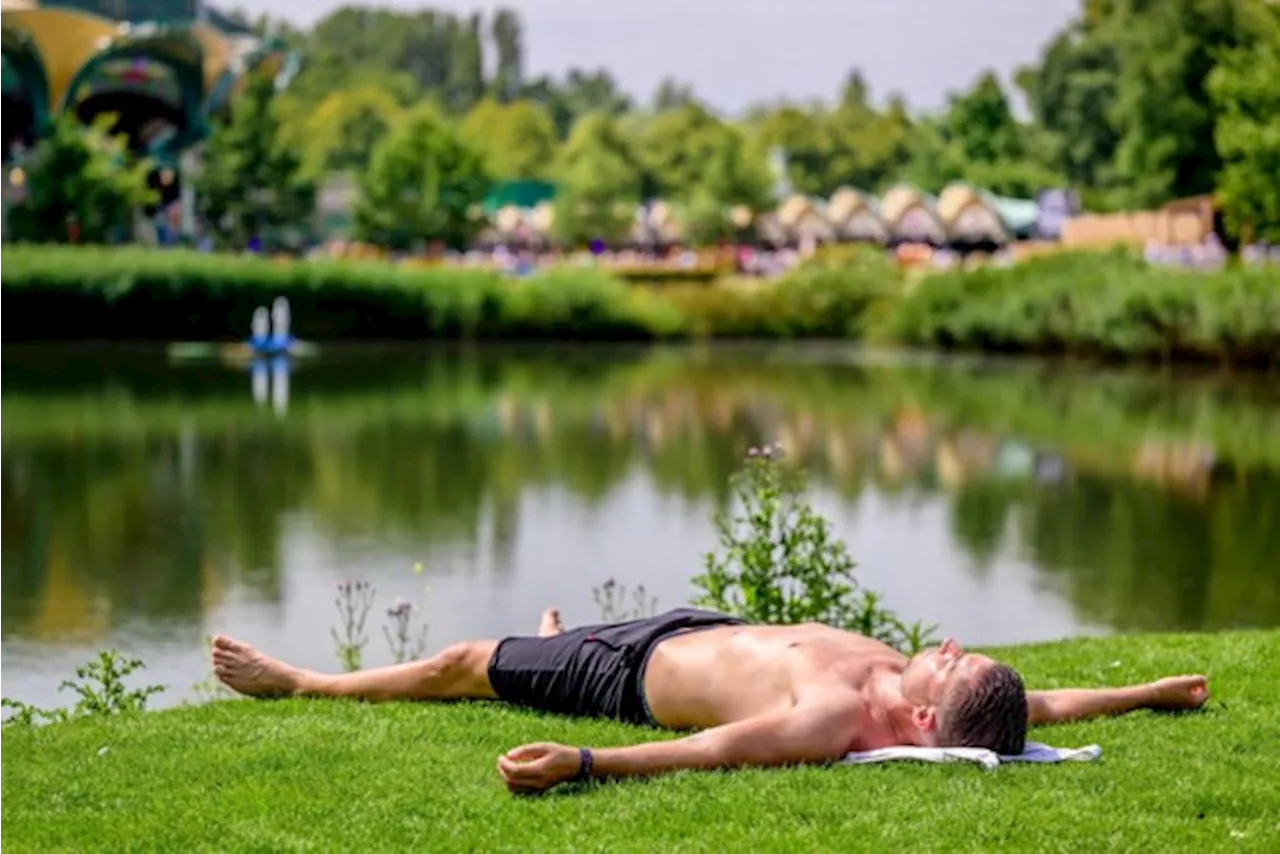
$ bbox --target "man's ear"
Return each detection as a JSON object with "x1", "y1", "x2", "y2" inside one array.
[{"x1": 912, "y1": 705, "x2": 937, "y2": 735}]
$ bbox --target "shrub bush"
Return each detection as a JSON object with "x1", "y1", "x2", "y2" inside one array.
[
  {"x1": 888, "y1": 249, "x2": 1280, "y2": 365},
  {"x1": 692, "y1": 446, "x2": 938, "y2": 654}
]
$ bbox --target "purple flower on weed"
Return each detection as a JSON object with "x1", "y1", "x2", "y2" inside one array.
[{"x1": 747, "y1": 442, "x2": 784, "y2": 461}]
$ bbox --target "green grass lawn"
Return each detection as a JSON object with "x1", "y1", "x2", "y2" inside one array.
[{"x1": 4, "y1": 629, "x2": 1277, "y2": 852}]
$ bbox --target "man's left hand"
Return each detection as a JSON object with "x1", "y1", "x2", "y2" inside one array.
[{"x1": 496, "y1": 742, "x2": 584, "y2": 794}]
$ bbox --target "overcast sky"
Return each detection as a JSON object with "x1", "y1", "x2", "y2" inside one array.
[{"x1": 241, "y1": 0, "x2": 1082, "y2": 115}]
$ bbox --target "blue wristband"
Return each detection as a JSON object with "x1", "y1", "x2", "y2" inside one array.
[{"x1": 575, "y1": 747, "x2": 593, "y2": 782}]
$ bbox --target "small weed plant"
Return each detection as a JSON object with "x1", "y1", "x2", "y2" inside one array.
[
  {"x1": 331, "y1": 569, "x2": 432, "y2": 670},
  {"x1": 2, "y1": 650, "x2": 163, "y2": 727},
  {"x1": 384, "y1": 597, "x2": 431, "y2": 664},
  {"x1": 592, "y1": 578, "x2": 660, "y2": 623},
  {"x1": 332, "y1": 580, "x2": 376, "y2": 672},
  {"x1": 692, "y1": 445, "x2": 938, "y2": 653}
]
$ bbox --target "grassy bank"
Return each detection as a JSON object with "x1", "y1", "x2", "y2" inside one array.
[
  {"x1": 2, "y1": 245, "x2": 1277, "y2": 366},
  {"x1": 3, "y1": 629, "x2": 1275, "y2": 851}
]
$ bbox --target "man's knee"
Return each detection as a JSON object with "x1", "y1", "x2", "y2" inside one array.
[{"x1": 421, "y1": 640, "x2": 498, "y2": 699}]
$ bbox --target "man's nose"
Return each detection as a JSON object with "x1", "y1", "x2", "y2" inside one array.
[{"x1": 940, "y1": 638, "x2": 961, "y2": 657}]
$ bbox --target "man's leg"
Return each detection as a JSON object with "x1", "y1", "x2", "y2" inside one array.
[
  {"x1": 212, "y1": 608, "x2": 566, "y2": 702},
  {"x1": 212, "y1": 635, "x2": 500, "y2": 702}
]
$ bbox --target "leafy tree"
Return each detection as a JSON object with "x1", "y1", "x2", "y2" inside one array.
[
  {"x1": 522, "y1": 69, "x2": 633, "y2": 138},
  {"x1": 836, "y1": 69, "x2": 874, "y2": 116},
  {"x1": 551, "y1": 112, "x2": 643, "y2": 246},
  {"x1": 446, "y1": 13, "x2": 486, "y2": 112},
  {"x1": 751, "y1": 105, "x2": 833, "y2": 196},
  {"x1": 682, "y1": 128, "x2": 776, "y2": 242},
  {"x1": 964, "y1": 159, "x2": 1067, "y2": 199},
  {"x1": 651, "y1": 77, "x2": 699, "y2": 112},
  {"x1": 297, "y1": 85, "x2": 404, "y2": 177},
  {"x1": 6, "y1": 114, "x2": 155, "y2": 244},
  {"x1": 283, "y1": 6, "x2": 526, "y2": 116},
  {"x1": 824, "y1": 83, "x2": 915, "y2": 192},
  {"x1": 856, "y1": 95, "x2": 917, "y2": 192},
  {"x1": 353, "y1": 103, "x2": 491, "y2": 250},
  {"x1": 1107, "y1": 0, "x2": 1261, "y2": 207},
  {"x1": 943, "y1": 71, "x2": 1025, "y2": 166},
  {"x1": 1018, "y1": 22, "x2": 1123, "y2": 198},
  {"x1": 899, "y1": 117, "x2": 966, "y2": 192},
  {"x1": 637, "y1": 104, "x2": 731, "y2": 200},
  {"x1": 1207, "y1": 3, "x2": 1280, "y2": 242},
  {"x1": 459, "y1": 98, "x2": 559, "y2": 180},
  {"x1": 196, "y1": 72, "x2": 317, "y2": 250},
  {"x1": 490, "y1": 9, "x2": 524, "y2": 102}
]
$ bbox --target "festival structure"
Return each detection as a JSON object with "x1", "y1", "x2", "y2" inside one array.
[{"x1": 2, "y1": 0, "x2": 295, "y2": 223}]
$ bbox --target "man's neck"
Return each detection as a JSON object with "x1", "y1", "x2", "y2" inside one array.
[{"x1": 866, "y1": 666, "x2": 928, "y2": 748}]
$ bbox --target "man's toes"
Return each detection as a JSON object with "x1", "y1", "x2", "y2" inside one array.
[{"x1": 213, "y1": 635, "x2": 248, "y2": 653}]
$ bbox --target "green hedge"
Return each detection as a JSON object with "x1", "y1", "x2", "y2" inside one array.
[
  {"x1": 889, "y1": 249, "x2": 1280, "y2": 366},
  {"x1": 3, "y1": 246, "x2": 1275, "y2": 366},
  {"x1": 656, "y1": 244, "x2": 903, "y2": 338},
  {"x1": 0, "y1": 245, "x2": 890, "y2": 343},
  {"x1": 0, "y1": 247, "x2": 681, "y2": 342}
]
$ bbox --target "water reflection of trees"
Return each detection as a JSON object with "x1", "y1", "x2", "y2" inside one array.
[
  {"x1": 3, "y1": 345, "x2": 1279, "y2": 642},
  {"x1": 940, "y1": 471, "x2": 1280, "y2": 631}
]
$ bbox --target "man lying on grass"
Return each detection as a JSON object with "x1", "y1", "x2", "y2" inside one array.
[{"x1": 212, "y1": 607, "x2": 1208, "y2": 794}]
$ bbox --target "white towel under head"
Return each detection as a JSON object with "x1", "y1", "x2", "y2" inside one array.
[{"x1": 841, "y1": 741, "x2": 1102, "y2": 771}]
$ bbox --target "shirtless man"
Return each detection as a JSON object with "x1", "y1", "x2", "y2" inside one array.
[{"x1": 211, "y1": 607, "x2": 1209, "y2": 794}]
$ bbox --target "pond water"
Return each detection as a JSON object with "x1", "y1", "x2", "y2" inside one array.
[{"x1": 4, "y1": 343, "x2": 1279, "y2": 710}]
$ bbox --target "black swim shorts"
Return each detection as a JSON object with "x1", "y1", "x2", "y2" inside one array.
[{"x1": 487, "y1": 608, "x2": 745, "y2": 725}]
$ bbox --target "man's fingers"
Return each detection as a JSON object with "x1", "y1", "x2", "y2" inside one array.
[
  {"x1": 505, "y1": 742, "x2": 549, "y2": 761},
  {"x1": 498, "y1": 754, "x2": 548, "y2": 785}
]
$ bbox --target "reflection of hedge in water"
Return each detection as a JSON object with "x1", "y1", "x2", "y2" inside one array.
[{"x1": 5, "y1": 348, "x2": 1280, "y2": 639}]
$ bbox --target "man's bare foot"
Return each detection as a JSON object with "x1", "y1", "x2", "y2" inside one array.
[
  {"x1": 538, "y1": 608, "x2": 565, "y2": 638},
  {"x1": 1148, "y1": 675, "x2": 1210, "y2": 712},
  {"x1": 211, "y1": 636, "x2": 303, "y2": 698}
]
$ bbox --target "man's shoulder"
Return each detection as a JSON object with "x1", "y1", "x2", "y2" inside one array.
[{"x1": 798, "y1": 682, "x2": 867, "y2": 715}]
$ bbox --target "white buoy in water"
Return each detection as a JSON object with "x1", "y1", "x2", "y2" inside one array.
[
  {"x1": 250, "y1": 306, "x2": 270, "y2": 350},
  {"x1": 271, "y1": 297, "x2": 292, "y2": 349}
]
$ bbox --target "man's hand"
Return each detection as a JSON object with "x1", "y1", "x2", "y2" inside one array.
[
  {"x1": 496, "y1": 742, "x2": 583, "y2": 794},
  {"x1": 1148, "y1": 675, "x2": 1209, "y2": 712}
]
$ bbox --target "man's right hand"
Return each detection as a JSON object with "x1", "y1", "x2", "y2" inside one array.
[{"x1": 496, "y1": 742, "x2": 584, "y2": 794}]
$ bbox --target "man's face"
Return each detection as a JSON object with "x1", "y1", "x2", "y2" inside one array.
[{"x1": 900, "y1": 638, "x2": 997, "y2": 708}]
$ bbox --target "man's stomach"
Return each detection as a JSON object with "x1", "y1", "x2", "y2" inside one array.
[{"x1": 640, "y1": 625, "x2": 802, "y2": 729}]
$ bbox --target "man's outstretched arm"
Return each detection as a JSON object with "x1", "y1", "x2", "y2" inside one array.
[
  {"x1": 1027, "y1": 675, "x2": 1209, "y2": 726},
  {"x1": 496, "y1": 700, "x2": 855, "y2": 794}
]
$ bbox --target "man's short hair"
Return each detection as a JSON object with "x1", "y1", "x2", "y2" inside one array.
[{"x1": 937, "y1": 663, "x2": 1028, "y2": 755}]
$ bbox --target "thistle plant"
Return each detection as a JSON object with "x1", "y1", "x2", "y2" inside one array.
[
  {"x1": 332, "y1": 580, "x2": 375, "y2": 672},
  {"x1": 692, "y1": 444, "x2": 938, "y2": 654}
]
